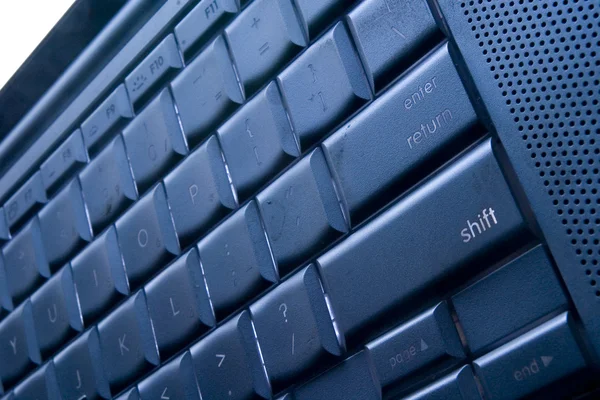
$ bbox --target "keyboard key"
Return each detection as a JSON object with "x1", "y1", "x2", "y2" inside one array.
[
  {"x1": 171, "y1": 36, "x2": 243, "y2": 145},
  {"x1": 322, "y1": 42, "x2": 480, "y2": 224},
  {"x1": 126, "y1": 34, "x2": 183, "y2": 109},
  {"x1": 144, "y1": 250, "x2": 211, "y2": 359},
  {"x1": 40, "y1": 129, "x2": 88, "y2": 194},
  {"x1": 0, "y1": 306, "x2": 35, "y2": 390},
  {"x1": 257, "y1": 148, "x2": 347, "y2": 275},
  {"x1": 80, "y1": 135, "x2": 138, "y2": 235},
  {"x1": 366, "y1": 302, "x2": 464, "y2": 389},
  {"x1": 24, "y1": 267, "x2": 82, "y2": 361},
  {"x1": 317, "y1": 139, "x2": 528, "y2": 343},
  {"x1": 175, "y1": 0, "x2": 239, "y2": 60},
  {"x1": 4, "y1": 172, "x2": 47, "y2": 231},
  {"x1": 402, "y1": 365, "x2": 482, "y2": 400},
  {"x1": 116, "y1": 388, "x2": 140, "y2": 400},
  {"x1": 138, "y1": 352, "x2": 200, "y2": 400},
  {"x1": 54, "y1": 328, "x2": 111, "y2": 400},
  {"x1": 294, "y1": 351, "x2": 381, "y2": 400},
  {"x1": 164, "y1": 136, "x2": 236, "y2": 248},
  {"x1": 474, "y1": 312, "x2": 586, "y2": 400},
  {"x1": 2, "y1": 218, "x2": 48, "y2": 308},
  {"x1": 122, "y1": 89, "x2": 188, "y2": 194},
  {"x1": 38, "y1": 179, "x2": 92, "y2": 268},
  {"x1": 97, "y1": 292, "x2": 159, "y2": 395},
  {"x1": 190, "y1": 311, "x2": 268, "y2": 400},
  {"x1": 115, "y1": 183, "x2": 180, "y2": 289},
  {"x1": 0, "y1": 258, "x2": 9, "y2": 315},
  {"x1": 0, "y1": 207, "x2": 10, "y2": 244},
  {"x1": 452, "y1": 245, "x2": 567, "y2": 354},
  {"x1": 71, "y1": 227, "x2": 127, "y2": 325},
  {"x1": 347, "y1": 0, "x2": 441, "y2": 91},
  {"x1": 294, "y1": 0, "x2": 346, "y2": 39},
  {"x1": 81, "y1": 84, "x2": 134, "y2": 154},
  {"x1": 277, "y1": 22, "x2": 371, "y2": 149},
  {"x1": 218, "y1": 81, "x2": 299, "y2": 200},
  {"x1": 13, "y1": 362, "x2": 60, "y2": 400},
  {"x1": 225, "y1": 0, "x2": 307, "y2": 95},
  {"x1": 247, "y1": 265, "x2": 341, "y2": 394},
  {"x1": 198, "y1": 201, "x2": 277, "y2": 321}
]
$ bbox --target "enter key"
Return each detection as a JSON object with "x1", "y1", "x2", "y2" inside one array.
[{"x1": 366, "y1": 301, "x2": 465, "y2": 390}]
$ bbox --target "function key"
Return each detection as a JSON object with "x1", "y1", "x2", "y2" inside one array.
[
  {"x1": 225, "y1": 0, "x2": 307, "y2": 95},
  {"x1": 81, "y1": 84, "x2": 134, "y2": 154},
  {"x1": 347, "y1": 0, "x2": 442, "y2": 92},
  {"x1": 257, "y1": 148, "x2": 347, "y2": 276},
  {"x1": 171, "y1": 36, "x2": 243, "y2": 145},
  {"x1": 218, "y1": 81, "x2": 299, "y2": 200},
  {"x1": 122, "y1": 89, "x2": 188, "y2": 194},
  {"x1": 175, "y1": 0, "x2": 239, "y2": 60},
  {"x1": 190, "y1": 311, "x2": 269, "y2": 400},
  {"x1": 246, "y1": 265, "x2": 341, "y2": 394},
  {"x1": 115, "y1": 184, "x2": 180, "y2": 290},
  {"x1": 365, "y1": 302, "x2": 464, "y2": 390},
  {"x1": 474, "y1": 312, "x2": 586, "y2": 400},
  {"x1": 97, "y1": 292, "x2": 159, "y2": 395},
  {"x1": 277, "y1": 22, "x2": 371, "y2": 149},
  {"x1": 38, "y1": 179, "x2": 92, "y2": 268},
  {"x1": 1, "y1": 218, "x2": 48, "y2": 309},
  {"x1": 79, "y1": 135, "x2": 138, "y2": 235},
  {"x1": 163, "y1": 135, "x2": 236, "y2": 248},
  {"x1": 4, "y1": 172, "x2": 47, "y2": 232},
  {"x1": 40, "y1": 129, "x2": 88, "y2": 195},
  {"x1": 125, "y1": 34, "x2": 183, "y2": 110}
]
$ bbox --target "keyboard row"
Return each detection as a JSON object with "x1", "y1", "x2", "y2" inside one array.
[
  {"x1": 0, "y1": 0, "x2": 442, "y2": 236},
  {"x1": 1, "y1": 139, "x2": 587, "y2": 400}
]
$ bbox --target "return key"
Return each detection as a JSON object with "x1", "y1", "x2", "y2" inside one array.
[{"x1": 322, "y1": 42, "x2": 480, "y2": 225}]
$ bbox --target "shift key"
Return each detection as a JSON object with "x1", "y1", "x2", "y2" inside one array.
[
  {"x1": 317, "y1": 139, "x2": 528, "y2": 343},
  {"x1": 323, "y1": 42, "x2": 479, "y2": 224}
]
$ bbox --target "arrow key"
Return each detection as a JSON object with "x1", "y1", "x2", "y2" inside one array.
[
  {"x1": 138, "y1": 351, "x2": 200, "y2": 400},
  {"x1": 365, "y1": 301, "x2": 464, "y2": 392}
]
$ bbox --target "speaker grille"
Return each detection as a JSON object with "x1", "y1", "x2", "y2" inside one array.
[{"x1": 459, "y1": 0, "x2": 600, "y2": 294}]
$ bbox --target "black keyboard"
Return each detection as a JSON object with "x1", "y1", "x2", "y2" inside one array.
[{"x1": 0, "y1": 0, "x2": 598, "y2": 399}]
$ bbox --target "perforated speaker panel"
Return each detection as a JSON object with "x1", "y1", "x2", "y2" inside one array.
[{"x1": 433, "y1": 0, "x2": 600, "y2": 355}]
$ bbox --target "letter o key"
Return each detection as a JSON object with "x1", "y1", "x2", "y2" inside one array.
[{"x1": 138, "y1": 228, "x2": 149, "y2": 248}]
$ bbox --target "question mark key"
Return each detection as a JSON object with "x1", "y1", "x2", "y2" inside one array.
[{"x1": 247, "y1": 265, "x2": 342, "y2": 393}]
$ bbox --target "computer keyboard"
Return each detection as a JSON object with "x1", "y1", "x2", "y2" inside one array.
[{"x1": 0, "y1": 0, "x2": 596, "y2": 399}]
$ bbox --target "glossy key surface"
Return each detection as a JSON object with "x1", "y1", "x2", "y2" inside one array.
[
  {"x1": 197, "y1": 201, "x2": 277, "y2": 321},
  {"x1": 277, "y1": 22, "x2": 370, "y2": 149},
  {"x1": 225, "y1": 0, "x2": 307, "y2": 95},
  {"x1": 137, "y1": 352, "x2": 200, "y2": 400},
  {"x1": 40, "y1": 129, "x2": 88, "y2": 194},
  {"x1": 13, "y1": 363, "x2": 60, "y2": 400},
  {"x1": 318, "y1": 140, "x2": 527, "y2": 343},
  {"x1": 0, "y1": 306, "x2": 34, "y2": 390},
  {"x1": 218, "y1": 81, "x2": 299, "y2": 200},
  {"x1": 403, "y1": 365, "x2": 482, "y2": 400},
  {"x1": 122, "y1": 89, "x2": 187, "y2": 194},
  {"x1": 257, "y1": 148, "x2": 347, "y2": 276}
]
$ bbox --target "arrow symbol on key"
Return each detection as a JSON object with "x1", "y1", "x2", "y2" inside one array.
[
  {"x1": 420, "y1": 338, "x2": 429, "y2": 351},
  {"x1": 541, "y1": 355, "x2": 553, "y2": 367},
  {"x1": 216, "y1": 354, "x2": 226, "y2": 367}
]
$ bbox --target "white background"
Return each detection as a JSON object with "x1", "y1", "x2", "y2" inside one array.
[{"x1": 0, "y1": 0, "x2": 75, "y2": 89}]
